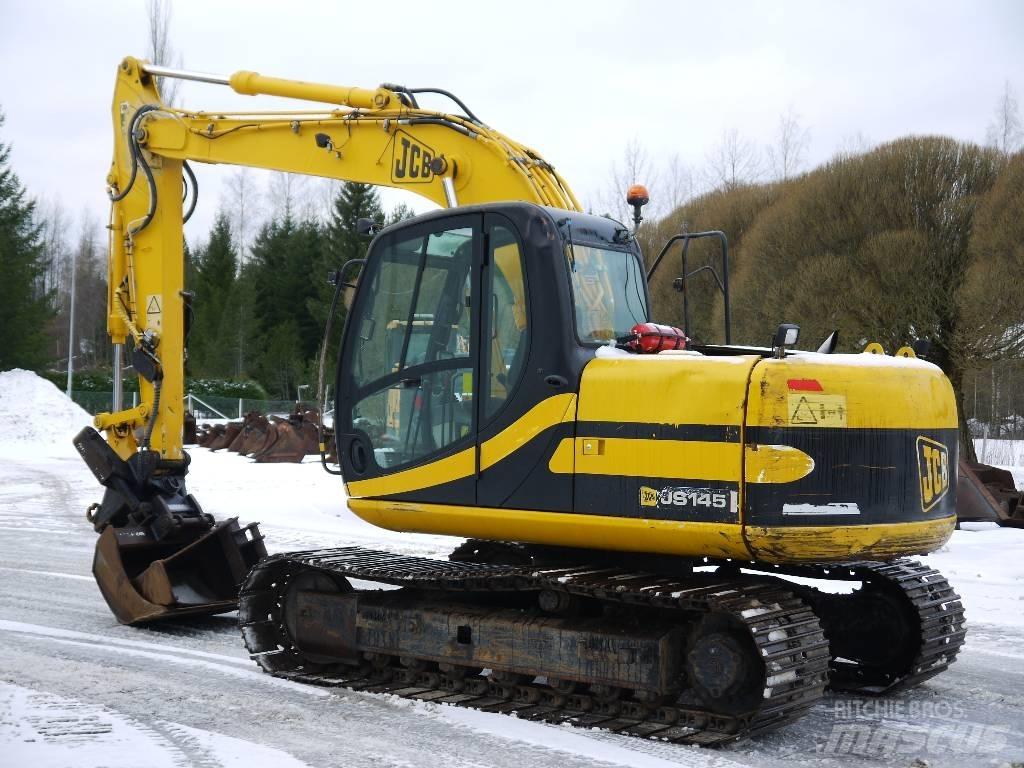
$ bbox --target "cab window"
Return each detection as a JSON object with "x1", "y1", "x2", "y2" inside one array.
[
  {"x1": 485, "y1": 225, "x2": 528, "y2": 419},
  {"x1": 565, "y1": 244, "x2": 647, "y2": 344},
  {"x1": 348, "y1": 223, "x2": 475, "y2": 469}
]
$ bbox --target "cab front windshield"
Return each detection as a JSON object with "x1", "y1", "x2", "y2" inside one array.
[{"x1": 565, "y1": 243, "x2": 648, "y2": 344}]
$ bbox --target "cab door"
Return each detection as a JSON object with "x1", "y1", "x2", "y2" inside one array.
[
  {"x1": 475, "y1": 213, "x2": 574, "y2": 512},
  {"x1": 335, "y1": 214, "x2": 481, "y2": 505}
]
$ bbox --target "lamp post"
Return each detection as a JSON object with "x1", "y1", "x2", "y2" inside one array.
[{"x1": 65, "y1": 246, "x2": 77, "y2": 398}]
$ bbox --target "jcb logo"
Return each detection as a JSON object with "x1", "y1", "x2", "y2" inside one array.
[
  {"x1": 639, "y1": 486, "x2": 659, "y2": 507},
  {"x1": 392, "y1": 130, "x2": 435, "y2": 184},
  {"x1": 917, "y1": 436, "x2": 950, "y2": 512}
]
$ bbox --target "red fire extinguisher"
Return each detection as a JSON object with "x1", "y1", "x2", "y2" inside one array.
[{"x1": 625, "y1": 323, "x2": 688, "y2": 354}]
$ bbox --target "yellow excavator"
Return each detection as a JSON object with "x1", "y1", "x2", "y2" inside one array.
[{"x1": 74, "y1": 57, "x2": 965, "y2": 745}]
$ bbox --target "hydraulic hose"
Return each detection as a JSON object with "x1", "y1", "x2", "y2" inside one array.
[{"x1": 108, "y1": 105, "x2": 160, "y2": 202}]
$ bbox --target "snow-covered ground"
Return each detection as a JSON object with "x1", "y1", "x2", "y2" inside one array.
[{"x1": 1, "y1": 369, "x2": 1022, "y2": 768}]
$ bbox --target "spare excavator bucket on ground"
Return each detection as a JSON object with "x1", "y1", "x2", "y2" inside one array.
[
  {"x1": 239, "y1": 414, "x2": 272, "y2": 455},
  {"x1": 197, "y1": 423, "x2": 224, "y2": 447},
  {"x1": 210, "y1": 421, "x2": 243, "y2": 450},
  {"x1": 74, "y1": 426, "x2": 266, "y2": 625},
  {"x1": 253, "y1": 420, "x2": 308, "y2": 463},
  {"x1": 251, "y1": 406, "x2": 322, "y2": 463},
  {"x1": 957, "y1": 459, "x2": 1024, "y2": 528}
]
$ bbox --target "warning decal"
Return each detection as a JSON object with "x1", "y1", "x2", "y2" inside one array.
[
  {"x1": 145, "y1": 294, "x2": 162, "y2": 331},
  {"x1": 787, "y1": 394, "x2": 847, "y2": 427}
]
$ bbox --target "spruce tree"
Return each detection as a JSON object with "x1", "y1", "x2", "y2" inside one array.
[
  {"x1": 248, "y1": 215, "x2": 325, "y2": 396},
  {"x1": 309, "y1": 183, "x2": 385, "y2": 367},
  {"x1": 324, "y1": 182, "x2": 384, "y2": 267},
  {"x1": 0, "y1": 110, "x2": 53, "y2": 370},
  {"x1": 200, "y1": 212, "x2": 238, "y2": 303},
  {"x1": 190, "y1": 212, "x2": 238, "y2": 376}
]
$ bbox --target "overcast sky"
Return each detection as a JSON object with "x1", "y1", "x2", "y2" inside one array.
[{"x1": 1, "y1": 0, "x2": 1021, "y2": 246}]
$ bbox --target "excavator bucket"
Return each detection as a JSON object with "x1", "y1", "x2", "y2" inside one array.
[
  {"x1": 93, "y1": 517, "x2": 264, "y2": 624},
  {"x1": 253, "y1": 420, "x2": 308, "y2": 463},
  {"x1": 957, "y1": 459, "x2": 1024, "y2": 527},
  {"x1": 250, "y1": 407, "x2": 322, "y2": 463},
  {"x1": 209, "y1": 421, "x2": 242, "y2": 451},
  {"x1": 75, "y1": 426, "x2": 267, "y2": 625},
  {"x1": 198, "y1": 423, "x2": 224, "y2": 447},
  {"x1": 239, "y1": 414, "x2": 273, "y2": 455}
]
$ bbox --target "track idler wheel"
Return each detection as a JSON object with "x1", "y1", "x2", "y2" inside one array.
[{"x1": 685, "y1": 613, "x2": 764, "y2": 716}]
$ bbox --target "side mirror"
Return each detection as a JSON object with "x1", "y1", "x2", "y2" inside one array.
[{"x1": 357, "y1": 218, "x2": 382, "y2": 237}]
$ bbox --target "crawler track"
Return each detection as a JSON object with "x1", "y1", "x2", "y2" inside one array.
[
  {"x1": 239, "y1": 547, "x2": 831, "y2": 746},
  {"x1": 748, "y1": 559, "x2": 967, "y2": 695}
]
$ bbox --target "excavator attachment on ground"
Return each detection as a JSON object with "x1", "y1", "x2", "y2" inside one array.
[
  {"x1": 74, "y1": 426, "x2": 265, "y2": 624},
  {"x1": 957, "y1": 459, "x2": 1024, "y2": 527}
]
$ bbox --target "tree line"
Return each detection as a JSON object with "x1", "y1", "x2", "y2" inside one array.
[{"x1": 185, "y1": 182, "x2": 411, "y2": 399}]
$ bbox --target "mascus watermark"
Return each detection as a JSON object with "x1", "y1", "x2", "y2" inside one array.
[{"x1": 819, "y1": 700, "x2": 1009, "y2": 758}]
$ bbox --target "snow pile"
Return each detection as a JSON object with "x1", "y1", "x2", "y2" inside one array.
[{"x1": 0, "y1": 369, "x2": 92, "y2": 455}]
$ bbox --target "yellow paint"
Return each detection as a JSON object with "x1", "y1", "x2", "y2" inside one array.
[
  {"x1": 747, "y1": 355, "x2": 957, "y2": 430},
  {"x1": 94, "y1": 404, "x2": 148, "y2": 431},
  {"x1": 577, "y1": 355, "x2": 759, "y2": 425},
  {"x1": 349, "y1": 498, "x2": 753, "y2": 560},
  {"x1": 479, "y1": 394, "x2": 576, "y2": 471},
  {"x1": 228, "y1": 70, "x2": 392, "y2": 110},
  {"x1": 743, "y1": 444, "x2": 816, "y2": 484},
  {"x1": 547, "y1": 437, "x2": 738, "y2": 480},
  {"x1": 547, "y1": 437, "x2": 575, "y2": 474},
  {"x1": 744, "y1": 516, "x2": 955, "y2": 563},
  {"x1": 786, "y1": 394, "x2": 847, "y2": 427},
  {"x1": 349, "y1": 498, "x2": 956, "y2": 564},
  {"x1": 347, "y1": 447, "x2": 475, "y2": 498},
  {"x1": 547, "y1": 437, "x2": 813, "y2": 485}
]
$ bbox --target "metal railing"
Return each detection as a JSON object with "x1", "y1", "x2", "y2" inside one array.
[{"x1": 71, "y1": 390, "x2": 303, "y2": 419}]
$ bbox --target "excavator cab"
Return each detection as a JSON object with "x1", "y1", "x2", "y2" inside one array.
[{"x1": 333, "y1": 203, "x2": 646, "y2": 511}]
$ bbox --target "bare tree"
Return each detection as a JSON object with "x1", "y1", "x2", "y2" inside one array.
[
  {"x1": 267, "y1": 171, "x2": 309, "y2": 222},
  {"x1": 833, "y1": 131, "x2": 874, "y2": 160},
  {"x1": 986, "y1": 80, "x2": 1024, "y2": 154},
  {"x1": 221, "y1": 168, "x2": 262, "y2": 266},
  {"x1": 704, "y1": 128, "x2": 762, "y2": 191},
  {"x1": 146, "y1": 0, "x2": 182, "y2": 105},
  {"x1": 662, "y1": 153, "x2": 695, "y2": 213},
  {"x1": 766, "y1": 107, "x2": 811, "y2": 181},
  {"x1": 36, "y1": 197, "x2": 71, "y2": 298}
]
